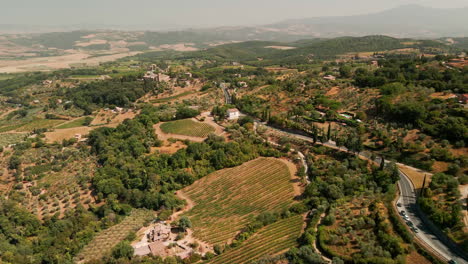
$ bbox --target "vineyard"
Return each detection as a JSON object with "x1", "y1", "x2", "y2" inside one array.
[
  {"x1": 16, "y1": 118, "x2": 65, "y2": 132},
  {"x1": 75, "y1": 209, "x2": 154, "y2": 263},
  {"x1": 208, "y1": 215, "x2": 304, "y2": 264},
  {"x1": 0, "y1": 132, "x2": 27, "y2": 147},
  {"x1": 160, "y1": 119, "x2": 215, "y2": 138},
  {"x1": 182, "y1": 158, "x2": 297, "y2": 245},
  {"x1": 55, "y1": 116, "x2": 92, "y2": 129}
]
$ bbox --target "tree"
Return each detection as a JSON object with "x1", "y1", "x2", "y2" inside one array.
[
  {"x1": 178, "y1": 216, "x2": 192, "y2": 232},
  {"x1": 111, "y1": 241, "x2": 134, "y2": 259},
  {"x1": 339, "y1": 66, "x2": 352, "y2": 78}
]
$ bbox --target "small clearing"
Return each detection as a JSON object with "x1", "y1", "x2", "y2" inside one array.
[
  {"x1": 265, "y1": 46, "x2": 296, "y2": 50},
  {"x1": 160, "y1": 119, "x2": 215, "y2": 138}
]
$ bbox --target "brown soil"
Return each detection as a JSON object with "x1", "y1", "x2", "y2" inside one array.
[
  {"x1": 432, "y1": 161, "x2": 449, "y2": 173},
  {"x1": 44, "y1": 126, "x2": 94, "y2": 143},
  {"x1": 405, "y1": 250, "x2": 433, "y2": 264},
  {"x1": 278, "y1": 158, "x2": 302, "y2": 197},
  {"x1": 325, "y1": 86, "x2": 340, "y2": 96},
  {"x1": 152, "y1": 141, "x2": 187, "y2": 155},
  {"x1": 0, "y1": 51, "x2": 141, "y2": 73}
]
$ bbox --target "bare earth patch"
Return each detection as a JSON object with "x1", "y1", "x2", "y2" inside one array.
[
  {"x1": 265, "y1": 46, "x2": 296, "y2": 50},
  {"x1": 0, "y1": 51, "x2": 141, "y2": 73},
  {"x1": 44, "y1": 126, "x2": 94, "y2": 143}
]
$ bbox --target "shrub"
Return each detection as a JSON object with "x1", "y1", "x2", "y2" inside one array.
[{"x1": 111, "y1": 241, "x2": 134, "y2": 259}]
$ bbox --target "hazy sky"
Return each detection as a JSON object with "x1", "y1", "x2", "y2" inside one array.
[{"x1": 1, "y1": 0, "x2": 467, "y2": 28}]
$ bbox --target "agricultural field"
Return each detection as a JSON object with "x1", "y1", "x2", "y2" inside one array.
[
  {"x1": 16, "y1": 118, "x2": 65, "y2": 132},
  {"x1": 0, "y1": 132, "x2": 27, "y2": 147},
  {"x1": 318, "y1": 197, "x2": 409, "y2": 263},
  {"x1": 150, "y1": 91, "x2": 194, "y2": 103},
  {"x1": 208, "y1": 215, "x2": 304, "y2": 264},
  {"x1": 181, "y1": 158, "x2": 297, "y2": 245},
  {"x1": 160, "y1": 119, "x2": 215, "y2": 138},
  {"x1": 75, "y1": 209, "x2": 155, "y2": 263},
  {"x1": 18, "y1": 146, "x2": 98, "y2": 219},
  {"x1": 55, "y1": 116, "x2": 93, "y2": 129}
]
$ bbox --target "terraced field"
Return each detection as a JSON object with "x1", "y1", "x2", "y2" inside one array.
[
  {"x1": 208, "y1": 215, "x2": 304, "y2": 264},
  {"x1": 160, "y1": 119, "x2": 215, "y2": 138},
  {"x1": 0, "y1": 132, "x2": 27, "y2": 147},
  {"x1": 182, "y1": 158, "x2": 297, "y2": 245},
  {"x1": 75, "y1": 209, "x2": 154, "y2": 263},
  {"x1": 16, "y1": 118, "x2": 65, "y2": 132},
  {"x1": 55, "y1": 116, "x2": 92, "y2": 129}
]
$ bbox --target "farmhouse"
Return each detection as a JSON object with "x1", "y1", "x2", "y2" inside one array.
[
  {"x1": 227, "y1": 108, "x2": 240, "y2": 120},
  {"x1": 459, "y1": 94, "x2": 468, "y2": 104},
  {"x1": 238, "y1": 81, "x2": 248, "y2": 88},
  {"x1": 143, "y1": 71, "x2": 159, "y2": 81},
  {"x1": 323, "y1": 75, "x2": 336, "y2": 81}
]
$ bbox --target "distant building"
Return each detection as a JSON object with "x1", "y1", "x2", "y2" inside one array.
[
  {"x1": 227, "y1": 108, "x2": 240, "y2": 120},
  {"x1": 184, "y1": 72, "x2": 193, "y2": 78},
  {"x1": 370, "y1": 60, "x2": 379, "y2": 67},
  {"x1": 459, "y1": 94, "x2": 468, "y2": 104},
  {"x1": 238, "y1": 81, "x2": 248, "y2": 88},
  {"x1": 323, "y1": 75, "x2": 336, "y2": 81},
  {"x1": 158, "y1": 74, "x2": 171, "y2": 82},
  {"x1": 143, "y1": 71, "x2": 159, "y2": 81}
]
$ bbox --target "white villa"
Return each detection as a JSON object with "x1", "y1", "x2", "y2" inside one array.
[{"x1": 227, "y1": 108, "x2": 240, "y2": 120}]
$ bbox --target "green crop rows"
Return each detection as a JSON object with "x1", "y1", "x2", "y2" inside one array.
[
  {"x1": 182, "y1": 158, "x2": 296, "y2": 245},
  {"x1": 75, "y1": 209, "x2": 154, "y2": 263},
  {"x1": 160, "y1": 119, "x2": 215, "y2": 137},
  {"x1": 208, "y1": 215, "x2": 303, "y2": 264}
]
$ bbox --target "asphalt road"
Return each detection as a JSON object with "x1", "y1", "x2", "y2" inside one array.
[
  {"x1": 398, "y1": 170, "x2": 467, "y2": 264},
  {"x1": 255, "y1": 121, "x2": 467, "y2": 264}
]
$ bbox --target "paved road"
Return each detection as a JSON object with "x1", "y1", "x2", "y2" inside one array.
[
  {"x1": 398, "y1": 170, "x2": 467, "y2": 264},
  {"x1": 221, "y1": 86, "x2": 232, "y2": 104},
  {"x1": 255, "y1": 121, "x2": 467, "y2": 263}
]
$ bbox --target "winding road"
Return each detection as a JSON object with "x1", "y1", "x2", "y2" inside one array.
[{"x1": 254, "y1": 121, "x2": 468, "y2": 264}]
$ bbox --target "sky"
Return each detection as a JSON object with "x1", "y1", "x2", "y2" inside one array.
[{"x1": 0, "y1": 0, "x2": 467, "y2": 29}]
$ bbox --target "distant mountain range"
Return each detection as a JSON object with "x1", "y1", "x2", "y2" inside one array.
[
  {"x1": 1, "y1": 5, "x2": 467, "y2": 40},
  {"x1": 268, "y1": 5, "x2": 468, "y2": 38}
]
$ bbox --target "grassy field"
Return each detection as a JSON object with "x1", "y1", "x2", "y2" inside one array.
[
  {"x1": 0, "y1": 123, "x2": 25, "y2": 133},
  {"x1": 76, "y1": 209, "x2": 154, "y2": 263},
  {"x1": 182, "y1": 158, "x2": 296, "y2": 245},
  {"x1": 160, "y1": 119, "x2": 215, "y2": 138},
  {"x1": 208, "y1": 215, "x2": 303, "y2": 264},
  {"x1": 56, "y1": 116, "x2": 92, "y2": 129},
  {"x1": 0, "y1": 133, "x2": 27, "y2": 147},
  {"x1": 16, "y1": 118, "x2": 65, "y2": 132},
  {"x1": 150, "y1": 91, "x2": 194, "y2": 103}
]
